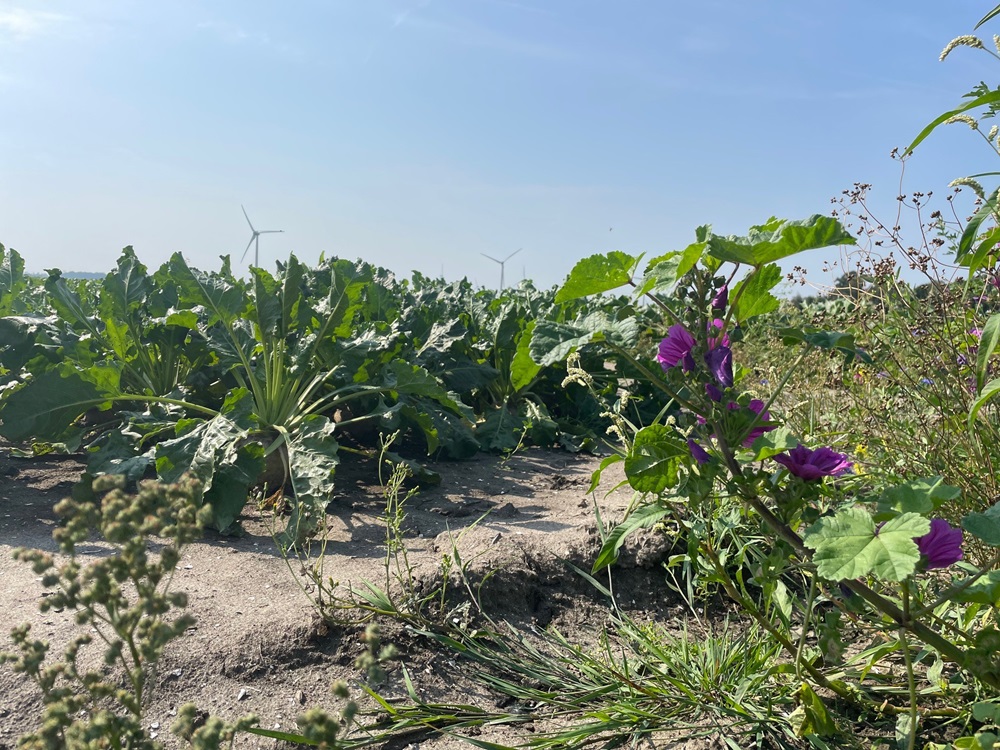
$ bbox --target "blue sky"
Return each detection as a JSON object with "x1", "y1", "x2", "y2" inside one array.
[{"x1": 0, "y1": 1, "x2": 995, "y2": 290}]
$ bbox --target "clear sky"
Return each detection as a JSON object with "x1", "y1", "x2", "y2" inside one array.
[{"x1": 0, "y1": 1, "x2": 996, "y2": 290}]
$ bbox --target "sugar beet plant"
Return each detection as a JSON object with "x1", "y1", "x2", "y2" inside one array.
[{"x1": 530, "y1": 214, "x2": 1000, "y2": 746}]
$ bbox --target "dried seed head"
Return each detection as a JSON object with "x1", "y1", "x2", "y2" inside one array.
[
  {"x1": 950, "y1": 176, "x2": 986, "y2": 200},
  {"x1": 944, "y1": 114, "x2": 979, "y2": 128},
  {"x1": 940, "y1": 35, "x2": 985, "y2": 60}
]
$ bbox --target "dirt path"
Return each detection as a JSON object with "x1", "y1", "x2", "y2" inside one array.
[{"x1": 0, "y1": 448, "x2": 694, "y2": 749}]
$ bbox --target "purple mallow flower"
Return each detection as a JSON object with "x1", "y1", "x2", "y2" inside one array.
[
  {"x1": 740, "y1": 399, "x2": 774, "y2": 447},
  {"x1": 916, "y1": 518, "x2": 963, "y2": 569},
  {"x1": 687, "y1": 439, "x2": 712, "y2": 465},
  {"x1": 711, "y1": 285, "x2": 728, "y2": 311},
  {"x1": 773, "y1": 444, "x2": 851, "y2": 480},
  {"x1": 705, "y1": 346, "x2": 734, "y2": 388},
  {"x1": 656, "y1": 323, "x2": 696, "y2": 372},
  {"x1": 657, "y1": 324, "x2": 697, "y2": 373}
]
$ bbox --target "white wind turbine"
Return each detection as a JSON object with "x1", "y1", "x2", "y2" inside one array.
[
  {"x1": 240, "y1": 205, "x2": 284, "y2": 267},
  {"x1": 481, "y1": 248, "x2": 522, "y2": 289}
]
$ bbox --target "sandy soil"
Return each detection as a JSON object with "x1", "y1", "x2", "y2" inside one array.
[{"x1": 0, "y1": 447, "x2": 710, "y2": 749}]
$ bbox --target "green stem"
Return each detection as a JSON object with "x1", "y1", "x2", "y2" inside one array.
[
  {"x1": 794, "y1": 575, "x2": 818, "y2": 681},
  {"x1": 901, "y1": 583, "x2": 919, "y2": 750}
]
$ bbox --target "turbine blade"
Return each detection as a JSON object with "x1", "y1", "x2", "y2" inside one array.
[
  {"x1": 481, "y1": 253, "x2": 501, "y2": 264},
  {"x1": 241, "y1": 205, "x2": 256, "y2": 232},
  {"x1": 240, "y1": 235, "x2": 255, "y2": 262},
  {"x1": 503, "y1": 247, "x2": 523, "y2": 263},
  {"x1": 259, "y1": 229, "x2": 283, "y2": 234}
]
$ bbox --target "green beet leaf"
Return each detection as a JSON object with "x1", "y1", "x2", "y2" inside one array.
[
  {"x1": 278, "y1": 415, "x2": 340, "y2": 549},
  {"x1": 803, "y1": 508, "x2": 929, "y2": 582},
  {"x1": 963, "y1": 499, "x2": 1000, "y2": 546},
  {"x1": 530, "y1": 313, "x2": 639, "y2": 367},
  {"x1": 624, "y1": 424, "x2": 687, "y2": 494},
  {"x1": 554, "y1": 251, "x2": 639, "y2": 302},
  {"x1": 706, "y1": 215, "x2": 855, "y2": 266},
  {"x1": 510, "y1": 320, "x2": 541, "y2": 392},
  {"x1": 0, "y1": 370, "x2": 113, "y2": 442}
]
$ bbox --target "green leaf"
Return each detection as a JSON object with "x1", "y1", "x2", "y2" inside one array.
[
  {"x1": 510, "y1": 320, "x2": 541, "y2": 392},
  {"x1": 732, "y1": 264, "x2": 782, "y2": 322},
  {"x1": 0, "y1": 370, "x2": 111, "y2": 442},
  {"x1": 803, "y1": 508, "x2": 929, "y2": 582},
  {"x1": 706, "y1": 215, "x2": 855, "y2": 266},
  {"x1": 905, "y1": 89, "x2": 1000, "y2": 156},
  {"x1": 751, "y1": 426, "x2": 798, "y2": 460},
  {"x1": 638, "y1": 242, "x2": 705, "y2": 295},
  {"x1": 624, "y1": 423, "x2": 687, "y2": 494},
  {"x1": 789, "y1": 683, "x2": 839, "y2": 738},
  {"x1": 529, "y1": 313, "x2": 639, "y2": 366},
  {"x1": 978, "y1": 313, "x2": 1000, "y2": 394},
  {"x1": 956, "y1": 187, "x2": 1000, "y2": 270},
  {"x1": 476, "y1": 407, "x2": 528, "y2": 452},
  {"x1": 592, "y1": 504, "x2": 671, "y2": 573},
  {"x1": 969, "y1": 377, "x2": 1000, "y2": 428},
  {"x1": 963, "y1": 499, "x2": 1000, "y2": 546},
  {"x1": 876, "y1": 476, "x2": 961, "y2": 518},
  {"x1": 555, "y1": 251, "x2": 639, "y2": 302},
  {"x1": 778, "y1": 327, "x2": 873, "y2": 365},
  {"x1": 280, "y1": 415, "x2": 340, "y2": 549},
  {"x1": 204, "y1": 442, "x2": 265, "y2": 533},
  {"x1": 588, "y1": 453, "x2": 624, "y2": 493},
  {"x1": 954, "y1": 571, "x2": 1000, "y2": 606},
  {"x1": 0, "y1": 245, "x2": 25, "y2": 315}
]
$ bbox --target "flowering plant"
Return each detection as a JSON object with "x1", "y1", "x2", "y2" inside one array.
[{"x1": 530, "y1": 214, "x2": 1000, "y2": 744}]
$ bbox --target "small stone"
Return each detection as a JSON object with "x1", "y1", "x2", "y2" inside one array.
[
  {"x1": 296, "y1": 690, "x2": 305, "y2": 705},
  {"x1": 237, "y1": 688, "x2": 249, "y2": 701}
]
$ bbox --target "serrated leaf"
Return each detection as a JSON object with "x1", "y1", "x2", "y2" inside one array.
[
  {"x1": 803, "y1": 508, "x2": 929, "y2": 582},
  {"x1": 638, "y1": 242, "x2": 705, "y2": 295},
  {"x1": 751, "y1": 426, "x2": 797, "y2": 460},
  {"x1": 732, "y1": 263, "x2": 781, "y2": 322},
  {"x1": 706, "y1": 215, "x2": 855, "y2": 266},
  {"x1": 555, "y1": 251, "x2": 638, "y2": 302},
  {"x1": 624, "y1": 423, "x2": 687, "y2": 494},
  {"x1": 955, "y1": 571, "x2": 1000, "y2": 606},
  {"x1": 963, "y1": 499, "x2": 1000, "y2": 546},
  {"x1": 877, "y1": 476, "x2": 960, "y2": 517}
]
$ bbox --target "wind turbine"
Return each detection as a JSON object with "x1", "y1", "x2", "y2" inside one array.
[
  {"x1": 240, "y1": 205, "x2": 283, "y2": 267},
  {"x1": 481, "y1": 248, "x2": 522, "y2": 289}
]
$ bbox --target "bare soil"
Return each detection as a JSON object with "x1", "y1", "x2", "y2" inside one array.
[{"x1": 0, "y1": 448, "x2": 713, "y2": 749}]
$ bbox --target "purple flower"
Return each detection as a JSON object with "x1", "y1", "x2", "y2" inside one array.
[
  {"x1": 742, "y1": 399, "x2": 775, "y2": 447},
  {"x1": 773, "y1": 444, "x2": 852, "y2": 480},
  {"x1": 705, "y1": 345, "x2": 734, "y2": 388},
  {"x1": 657, "y1": 324, "x2": 697, "y2": 373},
  {"x1": 711, "y1": 285, "x2": 728, "y2": 312},
  {"x1": 916, "y1": 518, "x2": 963, "y2": 570},
  {"x1": 708, "y1": 318, "x2": 730, "y2": 349},
  {"x1": 688, "y1": 439, "x2": 712, "y2": 465},
  {"x1": 705, "y1": 383, "x2": 723, "y2": 402}
]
